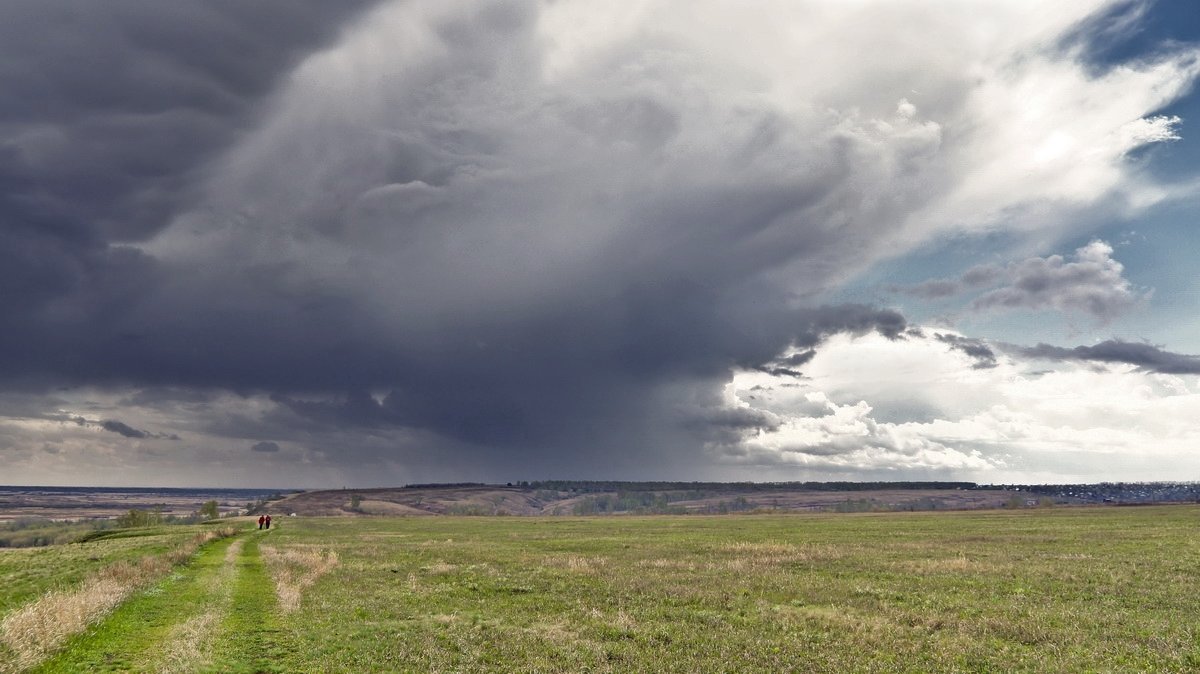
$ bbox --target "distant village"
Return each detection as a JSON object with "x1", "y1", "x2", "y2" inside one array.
[{"x1": 996, "y1": 482, "x2": 1200, "y2": 505}]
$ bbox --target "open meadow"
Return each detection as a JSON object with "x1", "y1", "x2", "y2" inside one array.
[{"x1": 2, "y1": 506, "x2": 1200, "y2": 672}]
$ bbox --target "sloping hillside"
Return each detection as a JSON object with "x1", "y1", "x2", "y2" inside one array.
[{"x1": 264, "y1": 485, "x2": 1022, "y2": 517}]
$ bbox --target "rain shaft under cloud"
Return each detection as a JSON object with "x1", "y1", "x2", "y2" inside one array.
[{"x1": 2, "y1": 0, "x2": 1199, "y2": 485}]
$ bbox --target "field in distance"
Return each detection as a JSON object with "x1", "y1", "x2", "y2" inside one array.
[
  {"x1": 0, "y1": 486, "x2": 285, "y2": 522},
  {"x1": 3, "y1": 506, "x2": 1200, "y2": 672}
]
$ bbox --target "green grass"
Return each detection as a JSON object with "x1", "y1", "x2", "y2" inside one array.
[
  {"x1": 4, "y1": 508, "x2": 1200, "y2": 671},
  {"x1": 0, "y1": 526, "x2": 214, "y2": 618},
  {"x1": 263, "y1": 509, "x2": 1200, "y2": 672},
  {"x1": 206, "y1": 533, "x2": 292, "y2": 674},
  {"x1": 31, "y1": 535, "x2": 241, "y2": 673}
]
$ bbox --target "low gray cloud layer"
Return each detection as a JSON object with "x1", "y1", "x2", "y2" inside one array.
[
  {"x1": 1013, "y1": 340, "x2": 1200, "y2": 374},
  {"x1": 100, "y1": 420, "x2": 151, "y2": 439},
  {"x1": 934, "y1": 334, "x2": 999, "y2": 370},
  {"x1": 64, "y1": 415, "x2": 179, "y2": 441}
]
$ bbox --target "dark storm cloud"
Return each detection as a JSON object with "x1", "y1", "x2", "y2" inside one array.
[
  {"x1": 1011, "y1": 340, "x2": 1200, "y2": 374},
  {"x1": 1, "y1": 0, "x2": 915, "y2": 478},
  {"x1": 0, "y1": 0, "x2": 913, "y2": 478},
  {"x1": 258, "y1": 304, "x2": 905, "y2": 437},
  {"x1": 742, "y1": 308, "x2": 904, "y2": 380},
  {"x1": 251, "y1": 441, "x2": 281, "y2": 453},
  {"x1": 3, "y1": 0, "x2": 1195, "y2": 484},
  {"x1": 790, "y1": 306, "x2": 907, "y2": 347},
  {"x1": 684, "y1": 406, "x2": 783, "y2": 449},
  {"x1": 0, "y1": 0, "x2": 379, "y2": 384},
  {"x1": 0, "y1": 0, "x2": 378, "y2": 239}
]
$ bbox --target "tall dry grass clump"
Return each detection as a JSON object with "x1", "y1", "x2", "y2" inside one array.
[
  {"x1": 0, "y1": 527, "x2": 236, "y2": 672},
  {"x1": 260, "y1": 545, "x2": 339, "y2": 613},
  {"x1": 0, "y1": 572, "x2": 131, "y2": 671}
]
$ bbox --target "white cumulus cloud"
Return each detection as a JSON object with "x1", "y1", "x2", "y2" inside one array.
[{"x1": 721, "y1": 330, "x2": 1200, "y2": 481}]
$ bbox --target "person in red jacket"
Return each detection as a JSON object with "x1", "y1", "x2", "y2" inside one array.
[
  {"x1": 257, "y1": 515, "x2": 265, "y2": 530},
  {"x1": 265, "y1": 514, "x2": 272, "y2": 529}
]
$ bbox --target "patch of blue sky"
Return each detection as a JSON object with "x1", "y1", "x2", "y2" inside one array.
[
  {"x1": 831, "y1": 1, "x2": 1200, "y2": 353},
  {"x1": 1075, "y1": 0, "x2": 1200, "y2": 182},
  {"x1": 1098, "y1": 199, "x2": 1200, "y2": 350},
  {"x1": 1067, "y1": 0, "x2": 1200, "y2": 69},
  {"x1": 830, "y1": 190, "x2": 1198, "y2": 350}
]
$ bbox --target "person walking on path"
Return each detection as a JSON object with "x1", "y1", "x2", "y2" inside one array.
[
  {"x1": 258, "y1": 515, "x2": 265, "y2": 530},
  {"x1": 265, "y1": 514, "x2": 272, "y2": 529}
]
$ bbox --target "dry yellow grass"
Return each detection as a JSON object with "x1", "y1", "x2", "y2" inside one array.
[
  {"x1": 706, "y1": 540, "x2": 845, "y2": 572},
  {"x1": 896, "y1": 552, "x2": 1014, "y2": 576},
  {"x1": 718, "y1": 540, "x2": 799, "y2": 554},
  {"x1": 543, "y1": 554, "x2": 609, "y2": 573},
  {"x1": 157, "y1": 611, "x2": 217, "y2": 674},
  {"x1": 522, "y1": 621, "x2": 583, "y2": 644},
  {"x1": 0, "y1": 574, "x2": 132, "y2": 671},
  {"x1": 638, "y1": 557, "x2": 695, "y2": 570},
  {"x1": 0, "y1": 527, "x2": 235, "y2": 673},
  {"x1": 260, "y1": 545, "x2": 339, "y2": 613}
]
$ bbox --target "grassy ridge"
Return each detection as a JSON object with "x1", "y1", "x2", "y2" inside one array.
[
  {"x1": 0, "y1": 527, "x2": 215, "y2": 618},
  {"x1": 0, "y1": 526, "x2": 241, "y2": 673},
  {"x1": 30, "y1": 535, "x2": 240, "y2": 673}
]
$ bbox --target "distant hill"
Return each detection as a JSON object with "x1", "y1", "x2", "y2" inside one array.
[
  {"x1": 261, "y1": 483, "x2": 1004, "y2": 516},
  {"x1": 258, "y1": 481, "x2": 1200, "y2": 517}
]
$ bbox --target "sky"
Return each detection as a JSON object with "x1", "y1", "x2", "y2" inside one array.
[{"x1": 2, "y1": 0, "x2": 1200, "y2": 487}]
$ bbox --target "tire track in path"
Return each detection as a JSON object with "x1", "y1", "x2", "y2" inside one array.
[{"x1": 154, "y1": 537, "x2": 245, "y2": 673}]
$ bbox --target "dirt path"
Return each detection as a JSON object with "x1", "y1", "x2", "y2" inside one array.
[
  {"x1": 153, "y1": 538, "x2": 244, "y2": 673},
  {"x1": 27, "y1": 532, "x2": 269, "y2": 673},
  {"x1": 205, "y1": 532, "x2": 291, "y2": 673}
]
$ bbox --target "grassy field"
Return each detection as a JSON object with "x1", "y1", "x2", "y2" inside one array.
[{"x1": 2, "y1": 507, "x2": 1200, "y2": 672}]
